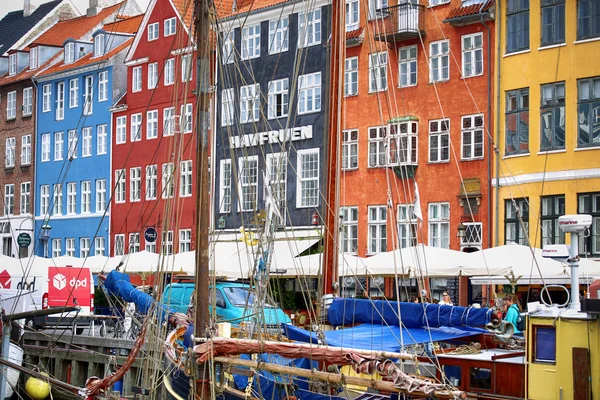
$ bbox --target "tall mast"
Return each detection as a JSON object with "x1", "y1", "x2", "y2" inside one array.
[{"x1": 322, "y1": 0, "x2": 343, "y2": 299}]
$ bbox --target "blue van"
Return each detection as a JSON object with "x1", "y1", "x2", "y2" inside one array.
[{"x1": 161, "y1": 281, "x2": 291, "y2": 328}]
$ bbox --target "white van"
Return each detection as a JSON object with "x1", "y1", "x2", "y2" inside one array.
[{"x1": 0, "y1": 265, "x2": 94, "y2": 334}]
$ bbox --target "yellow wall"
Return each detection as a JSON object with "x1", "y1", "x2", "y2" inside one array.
[
  {"x1": 527, "y1": 315, "x2": 600, "y2": 399},
  {"x1": 493, "y1": 0, "x2": 600, "y2": 246}
]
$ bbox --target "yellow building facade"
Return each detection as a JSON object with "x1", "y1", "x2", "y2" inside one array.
[{"x1": 494, "y1": 0, "x2": 600, "y2": 255}]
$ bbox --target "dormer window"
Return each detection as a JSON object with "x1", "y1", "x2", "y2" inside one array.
[
  {"x1": 8, "y1": 54, "x2": 16, "y2": 75},
  {"x1": 94, "y1": 34, "x2": 105, "y2": 57},
  {"x1": 65, "y1": 42, "x2": 74, "y2": 63},
  {"x1": 30, "y1": 48, "x2": 38, "y2": 69}
]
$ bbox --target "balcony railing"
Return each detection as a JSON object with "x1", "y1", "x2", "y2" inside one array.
[{"x1": 374, "y1": 2, "x2": 425, "y2": 43}]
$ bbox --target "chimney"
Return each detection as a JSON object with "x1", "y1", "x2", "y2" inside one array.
[
  {"x1": 87, "y1": 0, "x2": 101, "y2": 17},
  {"x1": 23, "y1": 0, "x2": 36, "y2": 17}
]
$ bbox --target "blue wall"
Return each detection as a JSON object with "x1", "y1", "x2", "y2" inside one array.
[{"x1": 34, "y1": 66, "x2": 112, "y2": 257}]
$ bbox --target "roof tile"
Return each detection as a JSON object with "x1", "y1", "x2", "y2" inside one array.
[
  {"x1": 446, "y1": 0, "x2": 493, "y2": 20},
  {"x1": 346, "y1": 26, "x2": 364, "y2": 41},
  {"x1": 103, "y1": 14, "x2": 144, "y2": 34}
]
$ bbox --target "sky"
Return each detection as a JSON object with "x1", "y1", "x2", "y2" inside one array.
[{"x1": 0, "y1": 0, "x2": 151, "y2": 20}]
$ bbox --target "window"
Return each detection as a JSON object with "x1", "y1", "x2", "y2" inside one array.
[
  {"x1": 97, "y1": 124, "x2": 107, "y2": 154},
  {"x1": 162, "y1": 163, "x2": 174, "y2": 199},
  {"x1": 53, "y1": 184, "x2": 62, "y2": 215},
  {"x1": 541, "y1": 0, "x2": 565, "y2": 46},
  {"x1": 5, "y1": 138, "x2": 15, "y2": 167},
  {"x1": 79, "y1": 238, "x2": 90, "y2": 258},
  {"x1": 222, "y1": 29, "x2": 234, "y2": 64},
  {"x1": 40, "y1": 185, "x2": 50, "y2": 216},
  {"x1": 131, "y1": 113, "x2": 142, "y2": 142},
  {"x1": 81, "y1": 181, "x2": 91, "y2": 213},
  {"x1": 67, "y1": 182, "x2": 76, "y2": 214},
  {"x1": 22, "y1": 87, "x2": 32, "y2": 115},
  {"x1": 148, "y1": 22, "x2": 159, "y2": 41},
  {"x1": 115, "y1": 169, "x2": 125, "y2": 203},
  {"x1": 578, "y1": 0, "x2": 600, "y2": 40},
  {"x1": 42, "y1": 84, "x2": 51, "y2": 112},
  {"x1": 114, "y1": 234, "x2": 124, "y2": 256},
  {"x1": 132, "y1": 66, "x2": 142, "y2": 92},
  {"x1": 165, "y1": 58, "x2": 175, "y2": 85},
  {"x1": 368, "y1": 0, "x2": 388, "y2": 20},
  {"x1": 345, "y1": 57, "x2": 358, "y2": 96},
  {"x1": 269, "y1": 17, "x2": 289, "y2": 54},
  {"x1": 147, "y1": 110, "x2": 158, "y2": 139},
  {"x1": 297, "y1": 149, "x2": 319, "y2": 207},
  {"x1": 128, "y1": 233, "x2": 140, "y2": 253},
  {"x1": 8, "y1": 54, "x2": 16, "y2": 75},
  {"x1": 461, "y1": 114, "x2": 484, "y2": 159},
  {"x1": 83, "y1": 75, "x2": 93, "y2": 115},
  {"x1": 148, "y1": 62, "x2": 158, "y2": 89},
  {"x1": 65, "y1": 42, "x2": 74, "y2": 63},
  {"x1": 163, "y1": 107, "x2": 175, "y2": 136},
  {"x1": 578, "y1": 192, "x2": 600, "y2": 256},
  {"x1": 20, "y1": 182, "x2": 30, "y2": 214},
  {"x1": 54, "y1": 132, "x2": 64, "y2": 160},
  {"x1": 240, "y1": 83, "x2": 260, "y2": 123},
  {"x1": 41, "y1": 134, "x2": 50, "y2": 162},
  {"x1": 238, "y1": 156, "x2": 258, "y2": 211},
  {"x1": 52, "y1": 239, "x2": 61, "y2": 257},
  {"x1": 429, "y1": 118, "x2": 450, "y2": 162},
  {"x1": 96, "y1": 179, "x2": 106, "y2": 212},
  {"x1": 430, "y1": 40, "x2": 449, "y2": 82},
  {"x1": 95, "y1": 71, "x2": 108, "y2": 102},
  {"x1": 145, "y1": 241, "x2": 156, "y2": 253},
  {"x1": 368, "y1": 126, "x2": 387, "y2": 167},
  {"x1": 265, "y1": 153, "x2": 287, "y2": 224},
  {"x1": 368, "y1": 206, "x2": 387, "y2": 254},
  {"x1": 95, "y1": 237, "x2": 106, "y2": 256},
  {"x1": 30, "y1": 47, "x2": 38, "y2": 69},
  {"x1": 462, "y1": 33, "x2": 483, "y2": 78},
  {"x1": 55, "y1": 82, "x2": 65, "y2": 120},
  {"x1": 6, "y1": 91, "x2": 16, "y2": 119},
  {"x1": 341, "y1": 206, "x2": 358, "y2": 253},
  {"x1": 429, "y1": 202, "x2": 450, "y2": 248},
  {"x1": 146, "y1": 165, "x2": 157, "y2": 200},
  {"x1": 3, "y1": 185, "x2": 14, "y2": 215},
  {"x1": 164, "y1": 17, "x2": 176, "y2": 36},
  {"x1": 577, "y1": 77, "x2": 600, "y2": 147},
  {"x1": 181, "y1": 54, "x2": 192, "y2": 82},
  {"x1": 69, "y1": 78, "x2": 78, "y2": 108},
  {"x1": 369, "y1": 52, "x2": 387, "y2": 92},
  {"x1": 219, "y1": 159, "x2": 232, "y2": 213},
  {"x1": 470, "y1": 368, "x2": 492, "y2": 390},
  {"x1": 507, "y1": 0, "x2": 530, "y2": 53},
  {"x1": 268, "y1": 78, "x2": 289, "y2": 119},
  {"x1": 162, "y1": 231, "x2": 174, "y2": 255},
  {"x1": 68, "y1": 130, "x2": 78, "y2": 159},
  {"x1": 505, "y1": 198, "x2": 529, "y2": 245},
  {"x1": 180, "y1": 160, "x2": 192, "y2": 197},
  {"x1": 81, "y1": 127, "x2": 92, "y2": 157},
  {"x1": 298, "y1": 9, "x2": 321, "y2": 47},
  {"x1": 540, "y1": 81, "x2": 565, "y2": 150},
  {"x1": 180, "y1": 103, "x2": 192, "y2": 133},
  {"x1": 116, "y1": 116, "x2": 127, "y2": 144},
  {"x1": 221, "y1": 88, "x2": 234, "y2": 126},
  {"x1": 399, "y1": 46, "x2": 417, "y2": 88},
  {"x1": 541, "y1": 195, "x2": 565, "y2": 246},
  {"x1": 179, "y1": 229, "x2": 191, "y2": 253},
  {"x1": 94, "y1": 33, "x2": 105, "y2": 56},
  {"x1": 505, "y1": 88, "x2": 530, "y2": 154},
  {"x1": 342, "y1": 129, "x2": 358, "y2": 170},
  {"x1": 66, "y1": 238, "x2": 75, "y2": 257},
  {"x1": 533, "y1": 326, "x2": 556, "y2": 363},
  {"x1": 388, "y1": 121, "x2": 418, "y2": 166},
  {"x1": 298, "y1": 72, "x2": 321, "y2": 114},
  {"x1": 346, "y1": 0, "x2": 359, "y2": 31},
  {"x1": 398, "y1": 204, "x2": 418, "y2": 248},
  {"x1": 130, "y1": 167, "x2": 141, "y2": 202}
]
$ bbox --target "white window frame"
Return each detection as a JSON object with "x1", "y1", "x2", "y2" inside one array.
[
  {"x1": 369, "y1": 51, "x2": 388, "y2": 92},
  {"x1": 53, "y1": 183, "x2": 62, "y2": 216},
  {"x1": 66, "y1": 238, "x2": 75, "y2": 257},
  {"x1": 296, "y1": 148, "x2": 320, "y2": 208},
  {"x1": 5, "y1": 137, "x2": 15, "y2": 167},
  {"x1": 428, "y1": 118, "x2": 450, "y2": 163},
  {"x1": 462, "y1": 33, "x2": 483, "y2": 78},
  {"x1": 54, "y1": 132, "x2": 64, "y2": 161},
  {"x1": 41, "y1": 134, "x2": 50, "y2": 162},
  {"x1": 240, "y1": 83, "x2": 260, "y2": 123},
  {"x1": 344, "y1": 57, "x2": 358, "y2": 97},
  {"x1": 8, "y1": 54, "x2": 16, "y2": 75},
  {"x1": 179, "y1": 229, "x2": 191, "y2": 253},
  {"x1": 55, "y1": 82, "x2": 65, "y2": 120},
  {"x1": 162, "y1": 163, "x2": 174, "y2": 199},
  {"x1": 222, "y1": 29, "x2": 234, "y2": 64},
  {"x1": 115, "y1": 169, "x2": 125, "y2": 203},
  {"x1": 131, "y1": 113, "x2": 142, "y2": 142},
  {"x1": 221, "y1": 88, "x2": 234, "y2": 126},
  {"x1": 268, "y1": 78, "x2": 289, "y2": 119},
  {"x1": 164, "y1": 17, "x2": 176, "y2": 36},
  {"x1": 114, "y1": 234, "x2": 125, "y2": 256},
  {"x1": 132, "y1": 66, "x2": 142, "y2": 92},
  {"x1": 81, "y1": 180, "x2": 91, "y2": 214},
  {"x1": 368, "y1": 205, "x2": 387, "y2": 254},
  {"x1": 116, "y1": 116, "x2": 126, "y2": 144},
  {"x1": 398, "y1": 204, "x2": 417, "y2": 248},
  {"x1": 163, "y1": 107, "x2": 175, "y2": 136},
  {"x1": 180, "y1": 160, "x2": 192, "y2": 197},
  {"x1": 387, "y1": 121, "x2": 418, "y2": 166},
  {"x1": 84, "y1": 75, "x2": 93, "y2": 115},
  {"x1": 340, "y1": 206, "x2": 358, "y2": 253},
  {"x1": 368, "y1": 126, "x2": 386, "y2": 167},
  {"x1": 148, "y1": 62, "x2": 158, "y2": 89},
  {"x1": 81, "y1": 127, "x2": 92, "y2": 157},
  {"x1": 98, "y1": 70, "x2": 108, "y2": 101},
  {"x1": 20, "y1": 181, "x2": 30, "y2": 214},
  {"x1": 94, "y1": 33, "x2": 105, "y2": 57},
  {"x1": 146, "y1": 165, "x2": 157, "y2": 200},
  {"x1": 298, "y1": 72, "x2": 321, "y2": 114},
  {"x1": 148, "y1": 22, "x2": 159, "y2": 41},
  {"x1": 96, "y1": 179, "x2": 106, "y2": 213},
  {"x1": 298, "y1": 9, "x2": 322, "y2": 48},
  {"x1": 147, "y1": 110, "x2": 158, "y2": 139},
  {"x1": 69, "y1": 78, "x2": 78, "y2": 108},
  {"x1": 238, "y1": 156, "x2": 259, "y2": 212},
  {"x1": 145, "y1": 241, "x2": 156, "y2": 253},
  {"x1": 342, "y1": 129, "x2": 358, "y2": 170},
  {"x1": 6, "y1": 91, "x2": 16, "y2": 119},
  {"x1": 94, "y1": 237, "x2": 106, "y2": 256},
  {"x1": 30, "y1": 47, "x2": 38, "y2": 69},
  {"x1": 22, "y1": 87, "x2": 32, "y2": 116},
  {"x1": 97, "y1": 124, "x2": 107, "y2": 155},
  {"x1": 40, "y1": 185, "x2": 50, "y2": 216},
  {"x1": 52, "y1": 239, "x2": 61, "y2": 257},
  {"x1": 219, "y1": 159, "x2": 232, "y2": 214},
  {"x1": 4, "y1": 184, "x2": 14, "y2": 216},
  {"x1": 181, "y1": 54, "x2": 192, "y2": 82},
  {"x1": 67, "y1": 182, "x2": 76, "y2": 215},
  {"x1": 162, "y1": 230, "x2": 174, "y2": 255},
  {"x1": 164, "y1": 58, "x2": 175, "y2": 85},
  {"x1": 21, "y1": 134, "x2": 31, "y2": 165},
  {"x1": 241, "y1": 23, "x2": 261, "y2": 60},
  {"x1": 428, "y1": 202, "x2": 450, "y2": 248},
  {"x1": 269, "y1": 17, "x2": 289, "y2": 54},
  {"x1": 68, "y1": 130, "x2": 78, "y2": 159},
  {"x1": 42, "y1": 84, "x2": 51, "y2": 112},
  {"x1": 130, "y1": 167, "x2": 141, "y2": 202},
  {"x1": 180, "y1": 103, "x2": 192, "y2": 133},
  {"x1": 430, "y1": 40, "x2": 449, "y2": 83},
  {"x1": 64, "y1": 42, "x2": 74, "y2": 63},
  {"x1": 461, "y1": 114, "x2": 484, "y2": 160},
  {"x1": 265, "y1": 152, "x2": 287, "y2": 225},
  {"x1": 346, "y1": 0, "x2": 359, "y2": 31},
  {"x1": 128, "y1": 233, "x2": 140, "y2": 253},
  {"x1": 399, "y1": 45, "x2": 417, "y2": 88}
]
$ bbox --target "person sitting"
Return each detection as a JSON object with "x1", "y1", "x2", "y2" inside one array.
[
  {"x1": 503, "y1": 294, "x2": 521, "y2": 334},
  {"x1": 439, "y1": 292, "x2": 453, "y2": 305}
]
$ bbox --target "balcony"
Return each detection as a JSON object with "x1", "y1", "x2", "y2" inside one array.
[{"x1": 374, "y1": 2, "x2": 425, "y2": 43}]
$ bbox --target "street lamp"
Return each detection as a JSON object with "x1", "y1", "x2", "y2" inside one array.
[
  {"x1": 41, "y1": 222, "x2": 52, "y2": 258},
  {"x1": 311, "y1": 211, "x2": 320, "y2": 226},
  {"x1": 457, "y1": 222, "x2": 467, "y2": 243}
]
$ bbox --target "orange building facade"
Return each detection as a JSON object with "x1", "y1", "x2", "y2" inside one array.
[{"x1": 340, "y1": 0, "x2": 495, "y2": 302}]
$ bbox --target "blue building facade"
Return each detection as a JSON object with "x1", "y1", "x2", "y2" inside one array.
[
  {"x1": 34, "y1": 31, "x2": 131, "y2": 257},
  {"x1": 214, "y1": 0, "x2": 330, "y2": 231}
]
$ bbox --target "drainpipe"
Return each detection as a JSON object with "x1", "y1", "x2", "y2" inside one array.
[
  {"x1": 479, "y1": 1, "x2": 492, "y2": 249},
  {"x1": 494, "y1": 0, "x2": 501, "y2": 247}
]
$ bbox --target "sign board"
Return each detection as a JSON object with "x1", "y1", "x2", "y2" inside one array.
[
  {"x1": 48, "y1": 267, "x2": 91, "y2": 307},
  {"x1": 229, "y1": 125, "x2": 313, "y2": 149},
  {"x1": 144, "y1": 227, "x2": 158, "y2": 243},
  {"x1": 459, "y1": 178, "x2": 481, "y2": 196},
  {"x1": 17, "y1": 233, "x2": 31, "y2": 248}
]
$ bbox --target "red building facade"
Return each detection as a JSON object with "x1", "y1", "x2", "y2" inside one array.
[
  {"x1": 110, "y1": 0, "x2": 196, "y2": 256},
  {"x1": 340, "y1": 0, "x2": 495, "y2": 302}
]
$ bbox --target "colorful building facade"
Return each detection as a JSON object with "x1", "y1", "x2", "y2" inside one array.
[{"x1": 494, "y1": 0, "x2": 600, "y2": 259}]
